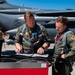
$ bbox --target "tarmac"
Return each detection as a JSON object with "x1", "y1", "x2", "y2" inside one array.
[{"x1": 1, "y1": 43, "x2": 75, "y2": 75}]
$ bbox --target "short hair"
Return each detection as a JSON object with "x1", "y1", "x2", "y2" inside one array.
[
  {"x1": 24, "y1": 11, "x2": 34, "y2": 20},
  {"x1": 56, "y1": 16, "x2": 68, "y2": 25}
]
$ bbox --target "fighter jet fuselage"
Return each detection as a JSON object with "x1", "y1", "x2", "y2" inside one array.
[{"x1": 0, "y1": 0, "x2": 75, "y2": 43}]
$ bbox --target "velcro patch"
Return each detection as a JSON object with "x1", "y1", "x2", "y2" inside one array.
[{"x1": 71, "y1": 35, "x2": 75, "y2": 40}]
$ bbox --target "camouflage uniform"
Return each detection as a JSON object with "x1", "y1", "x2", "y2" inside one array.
[
  {"x1": 52, "y1": 29, "x2": 75, "y2": 75},
  {"x1": 15, "y1": 23, "x2": 50, "y2": 53}
]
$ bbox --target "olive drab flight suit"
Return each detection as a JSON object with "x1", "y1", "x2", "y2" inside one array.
[
  {"x1": 52, "y1": 29, "x2": 75, "y2": 75},
  {"x1": 15, "y1": 23, "x2": 50, "y2": 53}
]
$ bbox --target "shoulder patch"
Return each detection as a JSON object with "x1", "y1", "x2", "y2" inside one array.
[{"x1": 70, "y1": 35, "x2": 75, "y2": 40}]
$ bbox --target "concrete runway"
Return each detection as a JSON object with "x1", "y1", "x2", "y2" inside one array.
[{"x1": 1, "y1": 43, "x2": 75, "y2": 75}]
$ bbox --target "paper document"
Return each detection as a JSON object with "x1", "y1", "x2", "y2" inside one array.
[
  {"x1": 16, "y1": 53, "x2": 32, "y2": 57},
  {"x1": 16, "y1": 53, "x2": 48, "y2": 58},
  {"x1": 32, "y1": 54, "x2": 48, "y2": 58}
]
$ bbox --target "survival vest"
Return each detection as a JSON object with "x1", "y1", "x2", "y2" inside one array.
[
  {"x1": 20, "y1": 23, "x2": 43, "y2": 46},
  {"x1": 61, "y1": 31, "x2": 73, "y2": 53}
]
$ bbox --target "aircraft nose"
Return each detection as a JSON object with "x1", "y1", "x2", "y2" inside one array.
[{"x1": 6, "y1": 28, "x2": 18, "y2": 36}]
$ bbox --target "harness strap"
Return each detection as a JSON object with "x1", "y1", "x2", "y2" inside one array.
[
  {"x1": 62, "y1": 31, "x2": 73, "y2": 53},
  {"x1": 20, "y1": 24, "x2": 31, "y2": 45},
  {"x1": 62, "y1": 31, "x2": 73, "y2": 46},
  {"x1": 20, "y1": 24, "x2": 42, "y2": 45}
]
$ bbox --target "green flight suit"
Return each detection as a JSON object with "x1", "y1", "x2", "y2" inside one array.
[
  {"x1": 52, "y1": 29, "x2": 75, "y2": 75},
  {"x1": 15, "y1": 23, "x2": 50, "y2": 53}
]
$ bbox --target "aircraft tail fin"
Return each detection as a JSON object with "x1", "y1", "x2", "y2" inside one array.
[{"x1": 21, "y1": 3, "x2": 24, "y2": 7}]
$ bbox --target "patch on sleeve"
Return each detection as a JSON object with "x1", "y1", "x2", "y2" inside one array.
[{"x1": 70, "y1": 35, "x2": 75, "y2": 40}]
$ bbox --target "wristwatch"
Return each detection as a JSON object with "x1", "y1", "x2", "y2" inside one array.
[{"x1": 41, "y1": 46, "x2": 45, "y2": 49}]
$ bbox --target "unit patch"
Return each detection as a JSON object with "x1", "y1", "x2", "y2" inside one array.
[{"x1": 71, "y1": 35, "x2": 75, "y2": 40}]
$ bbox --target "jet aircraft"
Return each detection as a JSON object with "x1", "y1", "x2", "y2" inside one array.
[{"x1": 0, "y1": 0, "x2": 75, "y2": 43}]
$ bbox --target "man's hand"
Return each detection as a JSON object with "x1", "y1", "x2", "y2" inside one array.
[
  {"x1": 16, "y1": 46, "x2": 22, "y2": 53},
  {"x1": 15, "y1": 43, "x2": 22, "y2": 53},
  {"x1": 61, "y1": 54, "x2": 65, "y2": 59},
  {"x1": 37, "y1": 47, "x2": 44, "y2": 54}
]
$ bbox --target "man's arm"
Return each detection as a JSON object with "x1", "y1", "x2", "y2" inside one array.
[
  {"x1": 37, "y1": 25, "x2": 51, "y2": 54},
  {"x1": 64, "y1": 33, "x2": 75, "y2": 60},
  {"x1": 15, "y1": 26, "x2": 23, "y2": 53}
]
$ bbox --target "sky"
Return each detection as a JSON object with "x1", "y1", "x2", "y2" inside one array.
[{"x1": 7, "y1": 0, "x2": 75, "y2": 10}]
